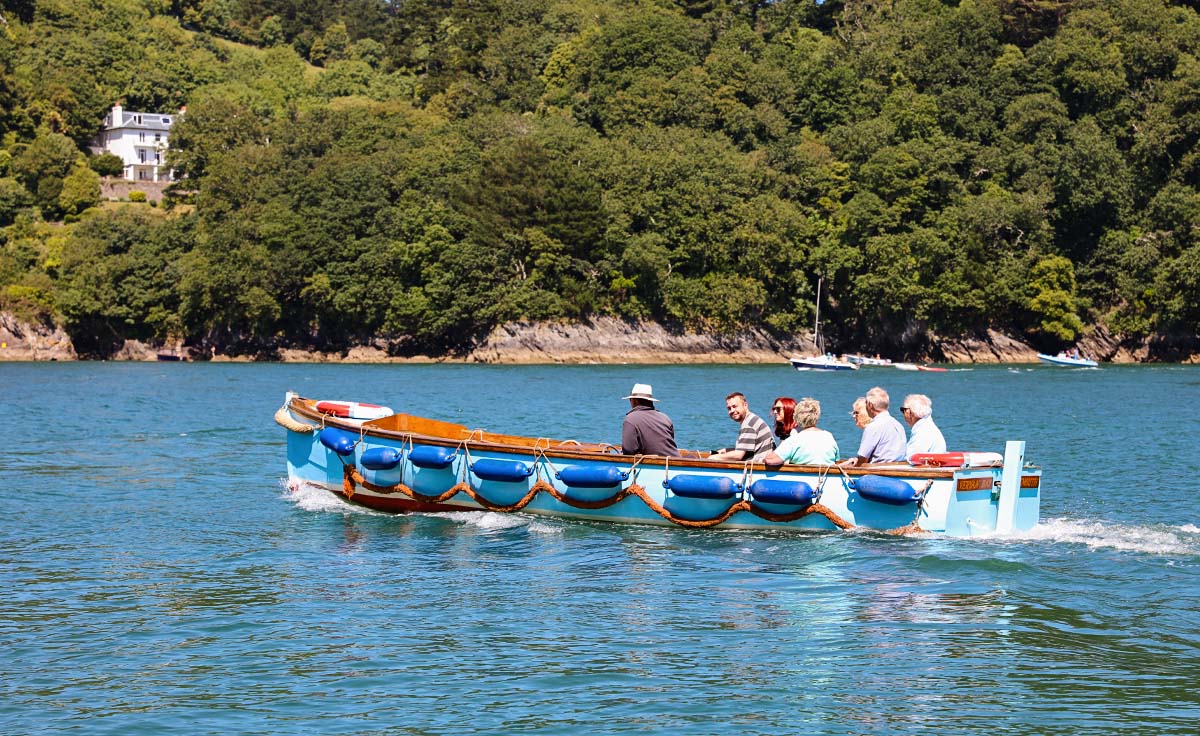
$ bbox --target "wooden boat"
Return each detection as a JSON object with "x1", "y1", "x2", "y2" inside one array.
[
  {"x1": 1037, "y1": 352, "x2": 1098, "y2": 368},
  {"x1": 276, "y1": 393, "x2": 1041, "y2": 537}
]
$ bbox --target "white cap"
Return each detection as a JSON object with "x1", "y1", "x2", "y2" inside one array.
[{"x1": 623, "y1": 383, "x2": 659, "y2": 402}]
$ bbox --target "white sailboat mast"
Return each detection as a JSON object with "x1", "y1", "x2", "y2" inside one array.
[{"x1": 813, "y1": 277, "x2": 823, "y2": 354}]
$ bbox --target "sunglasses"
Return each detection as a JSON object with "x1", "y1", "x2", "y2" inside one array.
[{"x1": 771, "y1": 406, "x2": 784, "y2": 412}]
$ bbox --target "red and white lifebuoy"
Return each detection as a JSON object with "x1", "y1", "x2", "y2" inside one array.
[
  {"x1": 315, "y1": 400, "x2": 394, "y2": 421},
  {"x1": 909, "y1": 451, "x2": 1003, "y2": 468}
]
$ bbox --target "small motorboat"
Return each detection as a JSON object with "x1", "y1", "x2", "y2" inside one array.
[
  {"x1": 893, "y1": 363, "x2": 944, "y2": 372},
  {"x1": 276, "y1": 393, "x2": 1042, "y2": 537},
  {"x1": 789, "y1": 354, "x2": 859, "y2": 371},
  {"x1": 1037, "y1": 352, "x2": 1098, "y2": 368},
  {"x1": 845, "y1": 354, "x2": 893, "y2": 367}
]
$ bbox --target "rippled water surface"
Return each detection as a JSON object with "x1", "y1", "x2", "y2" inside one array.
[{"x1": 2, "y1": 362, "x2": 1198, "y2": 735}]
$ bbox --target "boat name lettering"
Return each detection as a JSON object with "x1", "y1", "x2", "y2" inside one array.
[
  {"x1": 1020, "y1": 476, "x2": 1041, "y2": 489},
  {"x1": 956, "y1": 477, "x2": 996, "y2": 492}
]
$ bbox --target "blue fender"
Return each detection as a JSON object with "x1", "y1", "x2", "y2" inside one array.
[
  {"x1": 852, "y1": 475, "x2": 922, "y2": 505},
  {"x1": 318, "y1": 428, "x2": 356, "y2": 456},
  {"x1": 664, "y1": 474, "x2": 740, "y2": 499},
  {"x1": 471, "y1": 458, "x2": 535, "y2": 483},
  {"x1": 557, "y1": 465, "x2": 629, "y2": 488},
  {"x1": 360, "y1": 447, "x2": 403, "y2": 470},
  {"x1": 749, "y1": 479, "x2": 816, "y2": 506},
  {"x1": 409, "y1": 445, "x2": 457, "y2": 469}
]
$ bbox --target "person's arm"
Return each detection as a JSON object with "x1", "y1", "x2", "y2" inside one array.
[
  {"x1": 707, "y1": 448, "x2": 749, "y2": 462},
  {"x1": 763, "y1": 450, "x2": 785, "y2": 466}
]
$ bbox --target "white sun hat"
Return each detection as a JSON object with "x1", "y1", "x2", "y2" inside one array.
[{"x1": 622, "y1": 383, "x2": 659, "y2": 402}]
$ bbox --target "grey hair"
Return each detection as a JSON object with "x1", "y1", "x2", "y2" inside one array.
[
  {"x1": 865, "y1": 386, "x2": 890, "y2": 412},
  {"x1": 903, "y1": 394, "x2": 932, "y2": 419},
  {"x1": 795, "y1": 397, "x2": 821, "y2": 429}
]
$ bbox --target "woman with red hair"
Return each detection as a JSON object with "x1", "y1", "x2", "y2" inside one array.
[{"x1": 770, "y1": 397, "x2": 797, "y2": 441}]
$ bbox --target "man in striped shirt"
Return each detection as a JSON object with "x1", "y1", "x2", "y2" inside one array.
[{"x1": 706, "y1": 392, "x2": 775, "y2": 462}]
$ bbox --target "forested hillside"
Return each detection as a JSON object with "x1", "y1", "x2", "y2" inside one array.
[{"x1": 1, "y1": 0, "x2": 1198, "y2": 359}]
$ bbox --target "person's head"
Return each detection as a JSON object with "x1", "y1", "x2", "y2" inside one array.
[
  {"x1": 794, "y1": 397, "x2": 822, "y2": 430},
  {"x1": 851, "y1": 397, "x2": 869, "y2": 429},
  {"x1": 865, "y1": 386, "x2": 890, "y2": 416},
  {"x1": 900, "y1": 394, "x2": 932, "y2": 426},
  {"x1": 725, "y1": 392, "x2": 748, "y2": 422},
  {"x1": 624, "y1": 383, "x2": 659, "y2": 409},
  {"x1": 771, "y1": 397, "x2": 797, "y2": 438}
]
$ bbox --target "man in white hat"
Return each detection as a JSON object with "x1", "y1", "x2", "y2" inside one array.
[{"x1": 621, "y1": 383, "x2": 680, "y2": 457}]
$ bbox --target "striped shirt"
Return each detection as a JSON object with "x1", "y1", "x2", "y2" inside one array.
[{"x1": 733, "y1": 412, "x2": 776, "y2": 461}]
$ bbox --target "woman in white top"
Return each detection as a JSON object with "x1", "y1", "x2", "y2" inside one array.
[{"x1": 763, "y1": 397, "x2": 839, "y2": 465}]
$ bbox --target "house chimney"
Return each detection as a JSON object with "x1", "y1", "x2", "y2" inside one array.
[{"x1": 111, "y1": 103, "x2": 123, "y2": 127}]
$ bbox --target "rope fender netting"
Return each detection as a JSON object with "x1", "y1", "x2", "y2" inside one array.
[{"x1": 336, "y1": 457, "x2": 907, "y2": 532}]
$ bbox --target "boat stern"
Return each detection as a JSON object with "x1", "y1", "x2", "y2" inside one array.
[{"x1": 942, "y1": 460, "x2": 1041, "y2": 536}]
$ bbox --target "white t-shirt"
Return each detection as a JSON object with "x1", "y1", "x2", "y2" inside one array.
[{"x1": 906, "y1": 416, "x2": 947, "y2": 458}]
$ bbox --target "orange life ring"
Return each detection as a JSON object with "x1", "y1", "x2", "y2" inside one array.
[
  {"x1": 315, "y1": 400, "x2": 394, "y2": 421},
  {"x1": 909, "y1": 451, "x2": 1003, "y2": 468}
]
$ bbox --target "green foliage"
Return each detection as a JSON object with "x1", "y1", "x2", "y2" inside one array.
[
  {"x1": 0, "y1": 177, "x2": 31, "y2": 226},
  {"x1": 89, "y1": 152, "x2": 125, "y2": 177},
  {"x1": 1027, "y1": 254, "x2": 1084, "y2": 343},
  {"x1": 58, "y1": 164, "x2": 100, "y2": 215},
  {"x1": 0, "y1": 0, "x2": 1196, "y2": 358}
]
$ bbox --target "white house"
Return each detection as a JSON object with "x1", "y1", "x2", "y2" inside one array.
[{"x1": 93, "y1": 104, "x2": 180, "y2": 182}]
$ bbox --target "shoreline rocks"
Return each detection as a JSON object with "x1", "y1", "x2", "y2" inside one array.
[{"x1": 1, "y1": 312, "x2": 1195, "y2": 364}]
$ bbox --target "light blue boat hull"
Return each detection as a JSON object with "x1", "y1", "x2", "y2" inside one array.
[
  {"x1": 1037, "y1": 353, "x2": 1099, "y2": 368},
  {"x1": 280, "y1": 396, "x2": 1041, "y2": 537}
]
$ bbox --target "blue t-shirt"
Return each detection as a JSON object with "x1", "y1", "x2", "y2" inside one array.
[{"x1": 856, "y1": 412, "x2": 907, "y2": 463}]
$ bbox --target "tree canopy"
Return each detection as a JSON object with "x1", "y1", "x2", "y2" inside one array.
[{"x1": 1, "y1": 0, "x2": 1198, "y2": 358}]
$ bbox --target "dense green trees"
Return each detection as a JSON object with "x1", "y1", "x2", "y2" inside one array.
[{"x1": 0, "y1": 0, "x2": 1198, "y2": 358}]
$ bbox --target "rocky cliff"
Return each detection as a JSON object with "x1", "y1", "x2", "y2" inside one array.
[
  {"x1": 2, "y1": 312, "x2": 1194, "y2": 364},
  {"x1": 0, "y1": 313, "x2": 76, "y2": 361}
]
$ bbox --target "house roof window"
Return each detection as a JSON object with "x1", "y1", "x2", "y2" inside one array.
[{"x1": 162, "y1": 117, "x2": 171, "y2": 124}]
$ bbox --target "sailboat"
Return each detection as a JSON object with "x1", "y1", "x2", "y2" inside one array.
[{"x1": 788, "y1": 278, "x2": 858, "y2": 371}]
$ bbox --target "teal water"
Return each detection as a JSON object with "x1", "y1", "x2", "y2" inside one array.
[{"x1": 1, "y1": 362, "x2": 1198, "y2": 735}]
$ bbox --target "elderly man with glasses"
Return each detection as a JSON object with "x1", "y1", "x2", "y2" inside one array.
[
  {"x1": 838, "y1": 386, "x2": 906, "y2": 467},
  {"x1": 900, "y1": 393, "x2": 946, "y2": 460}
]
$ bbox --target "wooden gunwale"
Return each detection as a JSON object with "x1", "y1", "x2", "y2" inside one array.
[{"x1": 289, "y1": 396, "x2": 956, "y2": 480}]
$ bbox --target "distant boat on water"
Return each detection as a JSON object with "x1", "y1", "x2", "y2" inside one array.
[
  {"x1": 156, "y1": 350, "x2": 185, "y2": 362},
  {"x1": 789, "y1": 354, "x2": 859, "y2": 371},
  {"x1": 846, "y1": 354, "x2": 892, "y2": 367},
  {"x1": 788, "y1": 278, "x2": 859, "y2": 372},
  {"x1": 1037, "y1": 352, "x2": 1098, "y2": 368}
]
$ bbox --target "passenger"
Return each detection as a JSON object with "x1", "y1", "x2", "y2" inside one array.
[
  {"x1": 707, "y1": 392, "x2": 775, "y2": 462},
  {"x1": 838, "y1": 386, "x2": 906, "y2": 467},
  {"x1": 620, "y1": 383, "x2": 680, "y2": 457},
  {"x1": 901, "y1": 393, "x2": 946, "y2": 459},
  {"x1": 763, "y1": 398, "x2": 839, "y2": 466},
  {"x1": 850, "y1": 396, "x2": 870, "y2": 430},
  {"x1": 771, "y1": 397, "x2": 797, "y2": 441}
]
